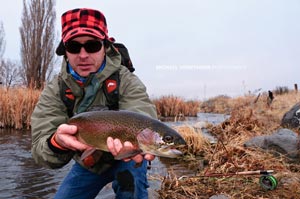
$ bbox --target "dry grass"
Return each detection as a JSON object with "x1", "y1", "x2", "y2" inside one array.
[
  {"x1": 159, "y1": 91, "x2": 300, "y2": 199},
  {"x1": 153, "y1": 95, "x2": 201, "y2": 120},
  {"x1": 173, "y1": 125, "x2": 210, "y2": 157},
  {"x1": 0, "y1": 86, "x2": 41, "y2": 129},
  {"x1": 200, "y1": 95, "x2": 232, "y2": 114}
]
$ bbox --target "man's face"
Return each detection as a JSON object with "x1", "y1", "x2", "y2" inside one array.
[{"x1": 65, "y1": 36, "x2": 105, "y2": 77}]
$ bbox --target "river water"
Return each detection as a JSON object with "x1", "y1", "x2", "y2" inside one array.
[{"x1": 0, "y1": 113, "x2": 228, "y2": 199}]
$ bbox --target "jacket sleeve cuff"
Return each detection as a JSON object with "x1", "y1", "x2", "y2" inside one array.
[{"x1": 47, "y1": 133, "x2": 70, "y2": 154}]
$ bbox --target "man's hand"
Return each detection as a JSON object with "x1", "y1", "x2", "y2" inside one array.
[
  {"x1": 106, "y1": 137, "x2": 155, "y2": 163},
  {"x1": 54, "y1": 124, "x2": 90, "y2": 151}
]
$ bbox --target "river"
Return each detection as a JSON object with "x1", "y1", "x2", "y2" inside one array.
[{"x1": 0, "y1": 113, "x2": 228, "y2": 199}]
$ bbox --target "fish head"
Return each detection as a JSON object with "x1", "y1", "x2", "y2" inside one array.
[{"x1": 137, "y1": 125, "x2": 186, "y2": 158}]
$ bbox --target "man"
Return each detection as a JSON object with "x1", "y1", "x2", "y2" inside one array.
[{"x1": 31, "y1": 8, "x2": 157, "y2": 199}]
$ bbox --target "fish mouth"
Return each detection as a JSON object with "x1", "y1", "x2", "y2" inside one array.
[
  {"x1": 153, "y1": 144, "x2": 185, "y2": 158},
  {"x1": 136, "y1": 128, "x2": 186, "y2": 158},
  {"x1": 139, "y1": 142, "x2": 185, "y2": 158}
]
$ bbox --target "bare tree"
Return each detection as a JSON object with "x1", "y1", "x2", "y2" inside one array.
[
  {"x1": 0, "y1": 21, "x2": 5, "y2": 60},
  {"x1": 0, "y1": 59, "x2": 22, "y2": 88},
  {"x1": 19, "y1": 0, "x2": 56, "y2": 89},
  {"x1": 0, "y1": 21, "x2": 6, "y2": 85}
]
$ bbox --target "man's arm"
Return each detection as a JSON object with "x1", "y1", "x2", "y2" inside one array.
[{"x1": 31, "y1": 78, "x2": 75, "y2": 168}]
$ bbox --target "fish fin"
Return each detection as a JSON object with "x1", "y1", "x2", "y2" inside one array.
[
  {"x1": 81, "y1": 148, "x2": 97, "y2": 161},
  {"x1": 114, "y1": 146, "x2": 143, "y2": 160},
  {"x1": 81, "y1": 148, "x2": 103, "y2": 167}
]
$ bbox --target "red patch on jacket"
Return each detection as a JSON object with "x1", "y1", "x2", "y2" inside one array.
[{"x1": 105, "y1": 79, "x2": 117, "y2": 93}]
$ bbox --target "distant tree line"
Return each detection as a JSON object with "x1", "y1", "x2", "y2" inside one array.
[
  {"x1": 273, "y1": 86, "x2": 290, "y2": 95},
  {"x1": 0, "y1": 0, "x2": 57, "y2": 89}
]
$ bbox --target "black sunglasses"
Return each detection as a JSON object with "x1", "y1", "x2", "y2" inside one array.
[{"x1": 64, "y1": 40, "x2": 103, "y2": 54}]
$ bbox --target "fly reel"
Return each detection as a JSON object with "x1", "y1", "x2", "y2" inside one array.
[{"x1": 259, "y1": 175, "x2": 278, "y2": 190}]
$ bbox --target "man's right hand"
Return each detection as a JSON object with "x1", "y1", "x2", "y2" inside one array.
[{"x1": 54, "y1": 124, "x2": 90, "y2": 151}]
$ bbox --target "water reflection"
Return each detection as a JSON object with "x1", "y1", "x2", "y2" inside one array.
[
  {"x1": 0, "y1": 129, "x2": 70, "y2": 198},
  {"x1": 165, "y1": 112, "x2": 230, "y2": 126}
]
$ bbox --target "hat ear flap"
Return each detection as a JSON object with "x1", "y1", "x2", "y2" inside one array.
[
  {"x1": 104, "y1": 37, "x2": 115, "y2": 48},
  {"x1": 56, "y1": 40, "x2": 66, "y2": 56}
]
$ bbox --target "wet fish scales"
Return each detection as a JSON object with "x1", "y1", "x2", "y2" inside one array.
[{"x1": 69, "y1": 110, "x2": 186, "y2": 158}]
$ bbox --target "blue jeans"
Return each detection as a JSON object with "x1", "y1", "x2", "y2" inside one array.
[{"x1": 54, "y1": 160, "x2": 149, "y2": 199}]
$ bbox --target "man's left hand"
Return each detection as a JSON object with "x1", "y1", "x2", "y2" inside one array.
[{"x1": 106, "y1": 137, "x2": 155, "y2": 163}]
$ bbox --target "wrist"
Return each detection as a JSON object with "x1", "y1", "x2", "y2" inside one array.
[
  {"x1": 51, "y1": 133, "x2": 68, "y2": 150},
  {"x1": 47, "y1": 133, "x2": 69, "y2": 153}
]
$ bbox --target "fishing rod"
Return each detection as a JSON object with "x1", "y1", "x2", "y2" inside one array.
[
  {"x1": 203, "y1": 170, "x2": 274, "y2": 177},
  {"x1": 179, "y1": 170, "x2": 278, "y2": 190},
  {"x1": 204, "y1": 170, "x2": 278, "y2": 190}
]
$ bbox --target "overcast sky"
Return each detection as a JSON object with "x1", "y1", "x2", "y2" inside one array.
[{"x1": 0, "y1": 0, "x2": 299, "y2": 99}]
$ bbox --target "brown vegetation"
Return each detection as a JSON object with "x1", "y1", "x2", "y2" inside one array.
[
  {"x1": 153, "y1": 95, "x2": 201, "y2": 121},
  {"x1": 0, "y1": 87, "x2": 41, "y2": 129},
  {"x1": 201, "y1": 91, "x2": 300, "y2": 117},
  {"x1": 200, "y1": 95, "x2": 232, "y2": 114},
  {"x1": 159, "y1": 91, "x2": 300, "y2": 199},
  {"x1": 173, "y1": 125, "x2": 210, "y2": 157}
]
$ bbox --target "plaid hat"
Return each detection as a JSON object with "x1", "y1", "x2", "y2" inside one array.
[{"x1": 61, "y1": 8, "x2": 109, "y2": 43}]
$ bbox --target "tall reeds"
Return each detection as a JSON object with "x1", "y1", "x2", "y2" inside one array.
[
  {"x1": 152, "y1": 95, "x2": 201, "y2": 120},
  {"x1": 0, "y1": 86, "x2": 41, "y2": 129}
]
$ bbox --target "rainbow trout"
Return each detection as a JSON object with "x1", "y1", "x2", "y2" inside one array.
[{"x1": 69, "y1": 110, "x2": 186, "y2": 160}]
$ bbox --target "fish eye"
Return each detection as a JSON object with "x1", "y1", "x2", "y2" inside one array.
[{"x1": 163, "y1": 135, "x2": 174, "y2": 143}]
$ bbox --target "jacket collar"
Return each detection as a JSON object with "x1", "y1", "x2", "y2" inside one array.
[{"x1": 59, "y1": 45, "x2": 122, "y2": 95}]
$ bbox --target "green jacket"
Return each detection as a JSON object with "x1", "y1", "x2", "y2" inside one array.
[{"x1": 31, "y1": 45, "x2": 157, "y2": 174}]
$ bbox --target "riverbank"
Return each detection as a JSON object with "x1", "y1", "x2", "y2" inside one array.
[{"x1": 160, "y1": 91, "x2": 300, "y2": 198}]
